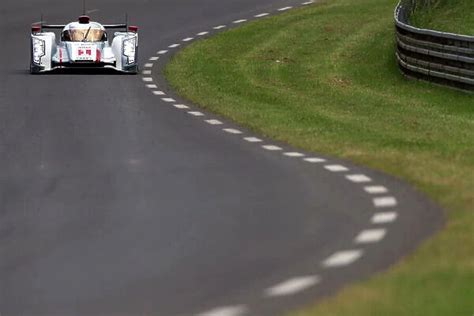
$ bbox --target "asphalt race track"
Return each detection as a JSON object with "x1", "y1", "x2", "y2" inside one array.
[{"x1": 0, "y1": 1, "x2": 442, "y2": 315}]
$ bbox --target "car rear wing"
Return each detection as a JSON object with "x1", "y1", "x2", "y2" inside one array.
[
  {"x1": 103, "y1": 24, "x2": 128, "y2": 30},
  {"x1": 37, "y1": 23, "x2": 129, "y2": 30},
  {"x1": 40, "y1": 24, "x2": 66, "y2": 30},
  {"x1": 32, "y1": 15, "x2": 136, "y2": 33}
]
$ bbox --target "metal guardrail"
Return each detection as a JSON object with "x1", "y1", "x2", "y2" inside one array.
[{"x1": 394, "y1": 1, "x2": 474, "y2": 91}]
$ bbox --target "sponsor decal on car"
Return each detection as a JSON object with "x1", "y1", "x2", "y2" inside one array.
[{"x1": 72, "y1": 44, "x2": 97, "y2": 61}]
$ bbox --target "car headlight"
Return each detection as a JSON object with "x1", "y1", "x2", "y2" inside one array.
[
  {"x1": 123, "y1": 37, "x2": 136, "y2": 64},
  {"x1": 32, "y1": 37, "x2": 45, "y2": 65}
]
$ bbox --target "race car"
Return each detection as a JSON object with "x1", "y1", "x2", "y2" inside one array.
[{"x1": 30, "y1": 15, "x2": 138, "y2": 74}]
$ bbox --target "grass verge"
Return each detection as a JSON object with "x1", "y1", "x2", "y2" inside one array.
[
  {"x1": 410, "y1": 0, "x2": 474, "y2": 35},
  {"x1": 165, "y1": 0, "x2": 474, "y2": 315}
]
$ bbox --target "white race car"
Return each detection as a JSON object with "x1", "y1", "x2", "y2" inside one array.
[{"x1": 30, "y1": 15, "x2": 138, "y2": 74}]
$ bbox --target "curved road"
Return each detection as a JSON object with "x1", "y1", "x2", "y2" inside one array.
[{"x1": 0, "y1": 1, "x2": 442, "y2": 315}]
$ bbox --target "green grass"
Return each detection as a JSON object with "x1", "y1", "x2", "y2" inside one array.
[
  {"x1": 164, "y1": 0, "x2": 474, "y2": 315},
  {"x1": 410, "y1": 0, "x2": 474, "y2": 35}
]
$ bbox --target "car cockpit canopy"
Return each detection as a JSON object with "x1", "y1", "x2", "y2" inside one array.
[{"x1": 61, "y1": 22, "x2": 107, "y2": 42}]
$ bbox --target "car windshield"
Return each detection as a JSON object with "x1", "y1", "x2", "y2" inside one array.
[{"x1": 67, "y1": 27, "x2": 105, "y2": 42}]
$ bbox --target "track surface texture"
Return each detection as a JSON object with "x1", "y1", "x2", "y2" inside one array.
[{"x1": 0, "y1": 1, "x2": 442, "y2": 315}]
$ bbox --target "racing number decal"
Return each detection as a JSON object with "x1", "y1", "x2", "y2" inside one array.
[{"x1": 78, "y1": 49, "x2": 92, "y2": 56}]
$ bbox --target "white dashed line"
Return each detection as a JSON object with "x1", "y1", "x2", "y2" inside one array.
[
  {"x1": 345, "y1": 174, "x2": 372, "y2": 183},
  {"x1": 284, "y1": 152, "x2": 305, "y2": 157},
  {"x1": 264, "y1": 275, "x2": 320, "y2": 297},
  {"x1": 244, "y1": 137, "x2": 262, "y2": 143},
  {"x1": 141, "y1": 16, "x2": 404, "y2": 313},
  {"x1": 196, "y1": 305, "x2": 247, "y2": 316},
  {"x1": 161, "y1": 98, "x2": 176, "y2": 103},
  {"x1": 373, "y1": 197, "x2": 398, "y2": 208},
  {"x1": 372, "y1": 212, "x2": 398, "y2": 224},
  {"x1": 322, "y1": 250, "x2": 363, "y2": 268},
  {"x1": 205, "y1": 119, "x2": 223, "y2": 125},
  {"x1": 262, "y1": 145, "x2": 282, "y2": 151},
  {"x1": 223, "y1": 128, "x2": 243, "y2": 135},
  {"x1": 302, "y1": 0, "x2": 314, "y2": 5},
  {"x1": 324, "y1": 165, "x2": 349, "y2": 172},
  {"x1": 364, "y1": 186, "x2": 388, "y2": 194},
  {"x1": 304, "y1": 157, "x2": 326, "y2": 163},
  {"x1": 278, "y1": 6, "x2": 293, "y2": 11},
  {"x1": 354, "y1": 229, "x2": 387, "y2": 244},
  {"x1": 173, "y1": 104, "x2": 190, "y2": 109},
  {"x1": 188, "y1": 111, "x2": 205, "y2": 117}
]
